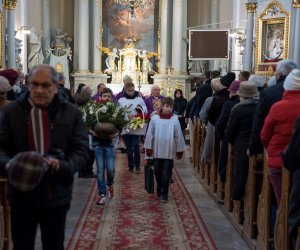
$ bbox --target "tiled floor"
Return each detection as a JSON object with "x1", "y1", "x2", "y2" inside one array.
[{"x1": 34, "y1": 151, "x2": 249, "y2": 249}]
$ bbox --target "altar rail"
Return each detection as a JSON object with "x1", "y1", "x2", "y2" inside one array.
[{"x1": 192, "y1": 118, "x2": 294, "y2": 250}]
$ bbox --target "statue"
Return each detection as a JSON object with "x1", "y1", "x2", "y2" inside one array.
[
  {"x1": 15, "y1": 34, "x2": 23, "y2": 70},
  {"x1": 139, "y1": 50, "x2": 154, "y2": 73},
  {"x1": 105, "y1": 48, "x2": 118, "y2": 73},
  {"x1": 188, "y1": 60, "x2": 205, "y2": 74},
  {"x1": 51, "y1": 28, "x2": 72, "y2": 56},
  {"x1": 28, "y1": 27, "x2": 44, "y2": 70}
]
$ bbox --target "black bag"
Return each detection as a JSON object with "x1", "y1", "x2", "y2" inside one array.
[{"x1": 144, "y1": 165, "x2": 154, "y2": 194}]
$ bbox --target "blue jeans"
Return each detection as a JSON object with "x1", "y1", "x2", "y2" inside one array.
[
  {"x1": 123, "y1": 134, "x2": 140, "y2": 170},
  {"x1": 94, "y1": 146, "x2": 116, "y2": 196}
]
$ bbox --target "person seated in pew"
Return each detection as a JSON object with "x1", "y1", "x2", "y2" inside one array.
[
  {"x1": 282, "y1": 116, "x2": 300, "y2": 249},
  {"x1": 225, "y1": 81, "x2": 259, "y2": 200},
  {"x1": 215, "y1": 80, "x2": 241, "y2": 183},
  {"x1": 261, "y1": 69, "x2": 300, "y2": 206}
]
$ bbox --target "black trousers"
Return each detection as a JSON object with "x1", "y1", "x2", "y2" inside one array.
[
  {"x1": 10, "y1": 204, "x2": 70, "y2": 250},
  {"x1": 154, "y1": 158, "x2": 173, "y2": 198}
]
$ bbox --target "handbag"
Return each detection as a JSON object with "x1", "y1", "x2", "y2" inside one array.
[{"x1": 144, "y1": 164, "x2": 154, "y2": 194}]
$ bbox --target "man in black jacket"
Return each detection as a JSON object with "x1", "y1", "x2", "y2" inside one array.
[
  {"x1": 0, "y1": 65, "x2": 89, "y2": 250},
  {"x1": 249, "y1": 60, "x2": 297, "y2": 155}
]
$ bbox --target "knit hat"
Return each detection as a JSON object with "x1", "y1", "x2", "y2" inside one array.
[
  {"x1": 220, "y1": 72, "x2": 236, "y2": 87},
  {"x1": 249, "y1": 74, "x2": 266, "y2": 88},
  {"x1": 211, "y1": 78, "x2": 226, "y2": 92},
  {"x1": 283, "y1": 69, "x2": 300, "y2": 91},
  {"x1": 0, "y1": 69, "x2": 19, "y2": 86},
  {"x1": 237, "y1": 81, "x2": 260, "y2": 98},
  {"x1": 123, "y1": 75, "x2": 133, "y2": 84},
  {"x1": 0, "y1": 76, "x2": 12, "y2": 93},
  {"x1": 228, "y1": 80, "x2": 241, "y2": 93},
  {"x1": 7, "y1": 151, "x2": 48, "y2": 192}
]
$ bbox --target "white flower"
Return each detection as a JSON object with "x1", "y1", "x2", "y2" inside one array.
[
  {"x1": 100, "y1": 105, "x2": 108, "y2": 113},
  {"x1": 82, "y1": 114, "x2": 87, "y2": 122}
]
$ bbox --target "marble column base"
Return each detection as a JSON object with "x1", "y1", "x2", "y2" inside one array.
[{"x1": 152, "y1": 74, "x2": 190, "y2": 98}]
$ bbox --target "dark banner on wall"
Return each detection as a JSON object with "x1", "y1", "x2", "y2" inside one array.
[{"x1": 189, "y1": 30, "x2": 229, "y2": 60}]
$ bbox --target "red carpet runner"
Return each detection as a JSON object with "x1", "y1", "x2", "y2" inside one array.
[{"x1": 66, "y1": 153, "x2": 217, "y2": 249}]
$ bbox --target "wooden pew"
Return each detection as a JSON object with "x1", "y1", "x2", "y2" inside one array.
[
  {"x1": 196, "y1": 118, "x2": 202, "y2": 173},
  {"x1": 209, "y1": 132, "x2": 218, "y2": 193},
  {"x1": 256, "y1": 153, "x2": 273, "y2": 250},
  {"x1": 224, "y1": 144, "x2": 234, "y2": 212},
  {"x1": 192, "y1": 117, "x2": 198, "y2": 170},
  {"x1": 274, "y1": 167, "x2": 291, "y2": 250},
  {"x1": 216, "y1": 142, "x2": 224, "y2": 201},
  {"x1": 0, "y1": 177, "x2": 11, "y2": 250},
  {"x1": 199, "y1": 123, "x2": 206, "y2": 179},
  {"x1": 244, "y1": 154, "x2": 263, "y2": 238}
]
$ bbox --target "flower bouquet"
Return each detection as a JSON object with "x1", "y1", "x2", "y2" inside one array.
[
  {"x1": 80, "y1": 99, "x2": 130, "y2": 138},
  {"x1": 125, "y1": 112, "x2": 150, "y2": 135}
]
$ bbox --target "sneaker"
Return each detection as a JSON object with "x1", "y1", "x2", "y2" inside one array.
[
  {"x1": 135, "y1": 168, "x2": 141, "y2": 174},
  {"x1": 96, "y1": 195, "x2": 106, "y2": 205},
  {"x1": 107, "y1": 186, "x2": 114, "y2": 199}
]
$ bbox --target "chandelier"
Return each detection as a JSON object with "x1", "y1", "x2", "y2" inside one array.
[{"x1": 114, "y1": 0, "x2": 152, "y2": 16}]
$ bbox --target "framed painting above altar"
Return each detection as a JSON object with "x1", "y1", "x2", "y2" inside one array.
[
  {"x1": 255, "y1": 1, "x2": 289, "y2": 75},
  {"x1": 101, "y1": 0, "x2": 160, "y2": 73}
]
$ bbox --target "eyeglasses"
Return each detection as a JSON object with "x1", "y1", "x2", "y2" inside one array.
[{"x1": 30, "y1": 82, "x2": 54, "y2": 89}]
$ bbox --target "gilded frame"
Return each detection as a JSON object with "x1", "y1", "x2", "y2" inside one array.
[
  {"x1": 255, "y1": 1, "x2": 289, "y2": 75},
  {"x1": 100, "y1": 0, "x2": 161, "y2": 73}
]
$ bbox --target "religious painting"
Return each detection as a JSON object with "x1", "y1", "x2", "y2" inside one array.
[
  {"x1": 255, "y1": 1, "x2": 289, "y2": 75},
  {"x1": 101, "y1": 0, "x2": 160, "y2": 73},
  {"x1": 261, "y1": 19, "x2": 285, "y2": 62}
]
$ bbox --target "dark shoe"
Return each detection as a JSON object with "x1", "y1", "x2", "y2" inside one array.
[
  {"x1": 135, "y1": 168, "x2": 141, "y2": 174},
  {"x1": 128, "y1": 168, "x2": 134, "y2": 173},
  {"x1": 78, "y1": 171, "x2": 86, "y2": 178},
  {"x1": 169, "y1": 178, "x2": 174, "y2": 183},
  {"x1": 217, "y1": 200, "x2": 224, "y2": 205},
  {"x1": 120, "y1": 148, "x2": 127, "y2": 153},
  {"x1": 161, "y1": 196, "x2": 168, "y2": 203}
]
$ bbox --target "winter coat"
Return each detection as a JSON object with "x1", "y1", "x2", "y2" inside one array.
[
  {"x1": 261, "y1": 91, "x2": 300, "y2": 168},
  {"x1": 249, "y1": 76, "x2": 286, "y2": 155},
  {"x1": 225, "y1": 99, "x2": 258, "y2": 200},
  {"x1": 174, "y1": 97, "x2": 188, "y2": 131},
  {"x1": 0, "y1": 92, "x2": 89, "y2": 208},
  {"x1": 195, "y1": 79, "x2": 213, "y2": 115},
  {"x1": 207, "y1": 88, "x2": 230, "y2": 126}
]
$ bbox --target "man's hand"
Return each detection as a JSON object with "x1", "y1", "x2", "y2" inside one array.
[
  {"x1": 43, "y1": 157, "x2": 60, "y2": 172},
  {"x1": 146, "y1": 148, "x2": 153, "y2": 157},
  {"x1": 176, "y1": 152, "x2": 183, "y2": 160}
]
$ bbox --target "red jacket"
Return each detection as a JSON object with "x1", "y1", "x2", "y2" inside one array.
[{"x1": 261, "y1": 91, "x2": 300, "y2": 168}]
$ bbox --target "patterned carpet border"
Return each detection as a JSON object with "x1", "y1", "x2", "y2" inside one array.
[{"x1": 66, "y1": 154, "x2": 217, "y2": 250}]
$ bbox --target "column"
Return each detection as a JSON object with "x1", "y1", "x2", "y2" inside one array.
[
  {"x1": 231, "y1": 0, "x2": 242, "y2": 72},
  {"x1": 244, "y1": 2, "x2": 257, "y2": 72},
  {"x1": 180, "y1": 0, "x2": 187, "y2": 73},
  {"x1": 210, "y1": 0, "x2": 220, "y2": 70},
  {"x1": 292, "y1": 2, "x2": 300, "y2": 66},
  {"x1": 172, "y1": 0, "x2": 183, "y2": 74},
  {"x1": 42, "y1": 0, "x2": 51, "y2": 56},
  {"x1": 6, "y1": 0, "x2": 18, "y2": 68},
  {"x1": 160, "y1": 0, "x2": 172, "y2": 74},
  {"x1": 92, "y1": 0, "x2": 101, "y2": 73},
  {"x1": 78, "y1": 0, "x2": 89, "y2": 72},
  {"x1": 20, "y1": 0, "x2": 28, "y2": 72}
]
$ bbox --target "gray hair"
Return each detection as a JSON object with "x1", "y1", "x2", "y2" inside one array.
[
  {"x1": 151, "y1": 84, "x2": 161, "y2": 91},
  {"x1": 28, "y1": 64, "x2": 59, "y2": 84},
  {"x1": 276, "y1": 60, "x2": 298, "y2": 76},
  {"x1": 249, "y1": 74, "x2": 266, "y2": 87}
]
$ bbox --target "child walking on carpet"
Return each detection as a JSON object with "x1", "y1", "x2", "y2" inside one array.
[{"x1": 144, "y1": 97, "x2": 186, "y2": 203}]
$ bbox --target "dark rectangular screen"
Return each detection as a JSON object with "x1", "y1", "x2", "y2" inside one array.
[{"x1": 189, "y1": 30, "x2": 229, "y2": 60}]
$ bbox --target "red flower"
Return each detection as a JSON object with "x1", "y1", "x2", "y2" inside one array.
[{"x1": 97, "y1": 98, "x2": 108, "y2": 104}]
